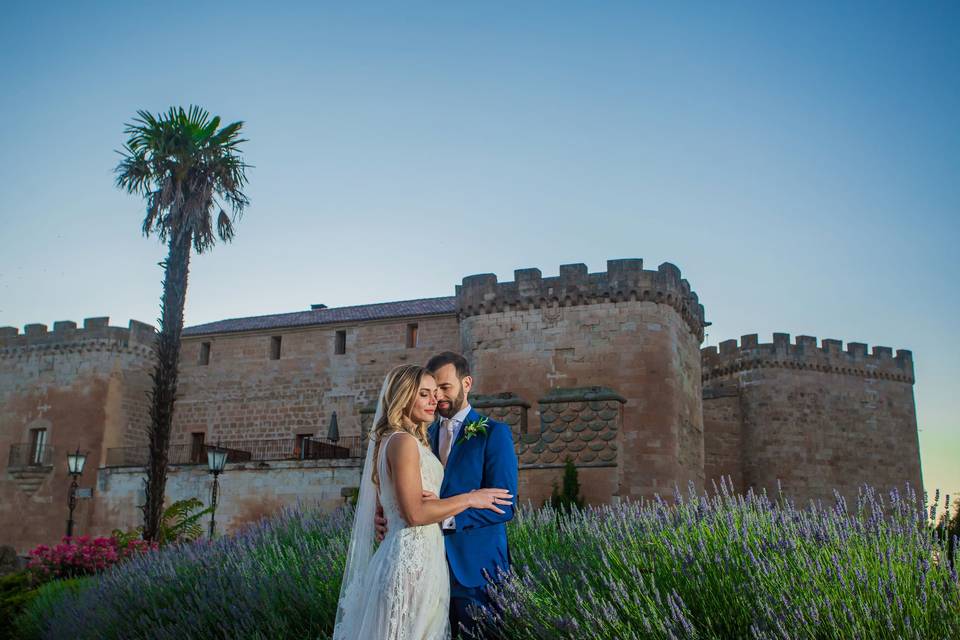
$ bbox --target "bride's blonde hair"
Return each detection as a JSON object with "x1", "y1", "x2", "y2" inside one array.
[{"x1": 371, "y1": 364, "x2": 434, "y2": 489}]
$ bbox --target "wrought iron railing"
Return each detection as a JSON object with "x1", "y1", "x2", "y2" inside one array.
[
  {"x1": 302, "y1": 436, "x2": 365, "y2": 460},
  {"x1": 7, "y1": 443, "x2": 55, "y2": 469},
  {"x1": 104, "y1": 436, "x2": 366, "y2": 468}
]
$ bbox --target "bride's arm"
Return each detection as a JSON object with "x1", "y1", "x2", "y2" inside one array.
[{"x1": 386, "y1": 433, "x2": 512, "y2": 527}]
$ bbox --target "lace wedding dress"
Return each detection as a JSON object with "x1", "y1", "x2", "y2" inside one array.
[{"x1": 334, "y1": 430, "x2": 450, "y2": 640}]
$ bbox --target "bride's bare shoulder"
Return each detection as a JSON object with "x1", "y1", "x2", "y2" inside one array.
[{"x1": 384, "y1": 431, "x2": 420, "y2": 458}]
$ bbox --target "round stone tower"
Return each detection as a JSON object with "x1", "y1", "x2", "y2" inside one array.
[
  {"x1": 701, "y1": 333, "x2": 922, "y2": 504},
  {"x1": 456, "y1": 259, "x2": 706, "y2": 501}
]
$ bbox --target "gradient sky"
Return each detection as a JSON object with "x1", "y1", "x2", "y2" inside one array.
[{"x1": 1, "y1": 2, "x2": 957, "y2": 512}]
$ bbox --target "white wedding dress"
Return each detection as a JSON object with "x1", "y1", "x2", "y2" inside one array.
[{"x1": 333, "y1": 430, "x2": 450, "y2": 640}]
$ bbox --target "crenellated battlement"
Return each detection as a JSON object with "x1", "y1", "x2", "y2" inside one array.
[
  {"x1": 701, "y1": 333, "x2": 914, "y2": 383},
  {"x1": 0, "y1": 317, "x2": 157, "y2": 358},
  {"x1": 456, "y1": 259, "x2": 706, "y2": 340}
]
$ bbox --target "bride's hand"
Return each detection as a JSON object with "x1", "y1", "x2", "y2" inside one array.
[{"x1": 467, "y1": 488, "x2": 513, "y2": 514}]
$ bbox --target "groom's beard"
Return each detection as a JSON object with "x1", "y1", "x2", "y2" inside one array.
[{"x1": 437, "y1": 386, "x2": 466, "y2": 419}]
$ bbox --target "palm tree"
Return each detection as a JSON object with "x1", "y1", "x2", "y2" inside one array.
[{"x1": 115, "y1": 106, "x2": 250, "y2": 541}]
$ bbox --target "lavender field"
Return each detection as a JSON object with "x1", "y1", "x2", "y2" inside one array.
[{"x1": 14, "y1": 483, "x2": 960, "y2": 640}]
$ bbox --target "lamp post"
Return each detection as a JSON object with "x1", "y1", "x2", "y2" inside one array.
[
  {"x1": 206, "y1": 442, "x2": 228, "y2": 538},
  {"x1": 65, "y1": 448, "x2": 87, "y2": 538}
]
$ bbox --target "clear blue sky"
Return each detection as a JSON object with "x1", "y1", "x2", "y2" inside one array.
[{"x1": 1, "y1": 2, "x2": 957, "y2": 510}]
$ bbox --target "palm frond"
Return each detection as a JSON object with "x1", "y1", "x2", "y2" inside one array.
[
  {"x1": 217, "y1": 209, "x2": 235, "y2": 243},
  {"x1": 115, "y1": 105, "x2": 250, "y2": 252}
]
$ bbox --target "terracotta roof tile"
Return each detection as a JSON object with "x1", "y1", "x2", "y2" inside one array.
[{"x1": 183, "y1": 296, "x2": 456, "y2": 337}]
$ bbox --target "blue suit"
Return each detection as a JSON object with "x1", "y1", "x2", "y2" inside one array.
[{"x1": 429, "y1": 407, "x2": 518, "y2": 636}]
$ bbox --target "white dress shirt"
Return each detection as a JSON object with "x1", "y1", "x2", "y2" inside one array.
[{"x1": 440, "y1": 404, "x2": 471, "y2": 530}]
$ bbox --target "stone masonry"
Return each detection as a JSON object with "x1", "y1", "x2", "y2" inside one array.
[
  {"x1": 458, "y1": 260, "x2": 705, "y2": 500},
  {"x1": 0, "y1": 319, "x2": 155, "y2": 553},
  {"x1": 701, "y1": 333, "x2": 921, "y2": 502},
  {"x1": 0, "y1": 258, "x2": 924, "y2": 553}
]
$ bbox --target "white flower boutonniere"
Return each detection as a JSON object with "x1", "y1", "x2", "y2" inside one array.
[{"x1": 461, "y1": 416, "x2": 489, "y2": 441}]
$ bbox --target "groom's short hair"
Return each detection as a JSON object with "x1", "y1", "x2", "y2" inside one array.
[{"x1": 426, "y1": 351, "x2": 470, "y2": 379}]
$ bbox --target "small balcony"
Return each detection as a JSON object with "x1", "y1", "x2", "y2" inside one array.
[
  {"x1": 6, "y1": 443, "x2": 56, "y2": 494},
  {"x1": 104, "y1": 436, "x2": 365, "y2": 468},
  {"x1": 7, "y1": 443, "x2": 55, "y2": 470}
]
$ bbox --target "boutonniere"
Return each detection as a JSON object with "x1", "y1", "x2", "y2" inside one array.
[{"x1": 461, "y1": 416, "x2": 489, "y2": 441}]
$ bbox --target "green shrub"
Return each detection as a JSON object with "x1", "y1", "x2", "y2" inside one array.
[
  {"x1": 112, "y1": 497, "x2": 211, "y2": 547},
  {"x1": 0, "y1": 571, "x2": 36, "y2": 640},
  {"x1": 549, "y1": 457, "x2": 584, "y2": 512},
  {"x1": 12, "y1": 576, "x2": 93, "y2": 640}
]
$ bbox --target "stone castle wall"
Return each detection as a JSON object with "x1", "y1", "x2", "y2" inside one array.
[
  {"x1": 96, "y1": 458, "x2": 362, "y2": 537},
  {"x1": 174, "y1": 315, "x2": 460, "y2": 445},
  {"x1": 701, "y1": 382, "x2": 743, "y2": 492},
  {"x1": 701, "y1": 333, "x2": 921, "y2": 504},
  {"x1": 458, "y1": 260, "x2": 706, "y2": 501},
  {"x1": 0, "y1": 318, "x2": 156, "y2": 552},
  {"x1": 0, "y1": 258, "x2": 926, "y2": 553}
]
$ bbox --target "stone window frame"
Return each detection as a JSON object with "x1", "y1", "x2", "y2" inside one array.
[
  {"x1": 406, "y1": 323, "x2": 419, "y2": 349},
  {"x1": 199, "y1": 341, "x2": 211, "y2": 366},
  {"x1": 270, "y1": 335, "x2": 282, "y2": 360},
  {"x1": 189, "y1": 432, "x2": 206, "y2": 464},
  {"x1": 29, "y1": 427, "x2": 48, "y2": 466},
  {"x1": 335, "y1": 330, "x2": 347, "y2": 355}
]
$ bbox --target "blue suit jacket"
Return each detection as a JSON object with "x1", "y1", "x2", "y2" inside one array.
[{"x1": 429, "y1": 408, "x2": 518, "y2": 588}]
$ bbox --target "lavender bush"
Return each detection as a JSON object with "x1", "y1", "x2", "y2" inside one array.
[
  {"x1": 16, "y1": 506, "x2": 351, "y2": 640},
  {"x1": 476, "y1": 481, "x2": 960, "y2": 639},
  {"x1": 16, "y1": 483, "x2": 960, "y2": 639}
]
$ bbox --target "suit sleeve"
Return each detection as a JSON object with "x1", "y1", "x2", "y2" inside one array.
[{"x1": 454, "y1": 421, "x2": 519, "y2": 530}]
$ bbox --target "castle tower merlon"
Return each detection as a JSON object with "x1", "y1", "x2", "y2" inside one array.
[
  {"x1": 701, "y1": 333, "x2": 915, "y2": 382},
  {"x1": 559, "y1": 263, "x2": 588, "y2": 281},
  {"x1": 657, "y1": 262, "x2": 681, "y2": 280},
  {"x1": 895, "y1": 349, "x2": 913, "y2": 368},
  {"x1": 719, "y1": 339, "x2": 737, "y2": 355},
  {"x1": 773, "y1": 332, "x2": 790, "y2": 350},
  {"x1": 822, "y1": 338, "x2": 843, "y2": 353},
  {"x1": 606, "y1": 258, "x2": 644, "y2": 275},
  {"x1": 457, "y1": 259, "x2": 705, "y2": 340},
  {"x1": 847, "y1": 342, "x2": 868, "y2": 357},
  {"x1": 53, "y1": 321, "x2": 78, "y2": 332},
  {"x1": 0, "y1": 327, "x2": 17, "y2": 340},
  {"x1": 84, "y1": 317, "x2": 110, "y2": 329},
  {"x1": 514, "y1": 268, "x2": 543, "y2": 298},
  {"x1": 129, "y1": 320, "x2": 158, "y2": 346},
  {"x1": 24, "y1": 323, "x2": 48, "y2": 337}
]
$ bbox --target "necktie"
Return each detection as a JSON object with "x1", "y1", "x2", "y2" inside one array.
[{"x1": 440, "y1": 419, "x2": 455, "y2": 466}]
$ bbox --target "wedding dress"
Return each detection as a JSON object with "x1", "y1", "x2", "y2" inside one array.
[{"x1": 333, "y1": 428, "x2": 450, "y2": 640}]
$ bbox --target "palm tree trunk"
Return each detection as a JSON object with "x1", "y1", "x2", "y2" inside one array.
[{"x1": 142, "y1": 228, "x2": 192, "y2": 541}]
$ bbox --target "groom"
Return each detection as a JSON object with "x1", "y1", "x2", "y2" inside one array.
[
  {"x1": 428, "y1": 351, "x2": 518, "y2": 638},
  {"x1": 377, "y1": 351, "x2": 518, "y2": 638}
]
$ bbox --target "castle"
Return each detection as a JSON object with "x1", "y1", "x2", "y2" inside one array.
[{"x1": 0, "y1": 259, "x2": 923, "y2": 553}]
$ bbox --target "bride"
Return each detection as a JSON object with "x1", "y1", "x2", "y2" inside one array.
[{"x1": 333, "y1": 364, "x2": 512, "y2": 640}]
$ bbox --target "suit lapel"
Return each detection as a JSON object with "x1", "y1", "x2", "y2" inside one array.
[
  {"x1": 445, "y1": 408, "x2": 479, "y2": 468},
  {"x1": 428, "y1": 420, "x2": 440, "y2": 457},
  {"x1": 440, "y1": 408, "x2": 480, "y2": 496},
  {"x1": 454, "y1": 408, "x2": 479, "y2": 448}
]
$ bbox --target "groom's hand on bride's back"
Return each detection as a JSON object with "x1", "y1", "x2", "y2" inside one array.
[
  {"x1": 375, "y1": 491, "x2": 438, "y2": 541},
  {"x1": 375, "y1": 500, "x2": 387, "y2": 541}
]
